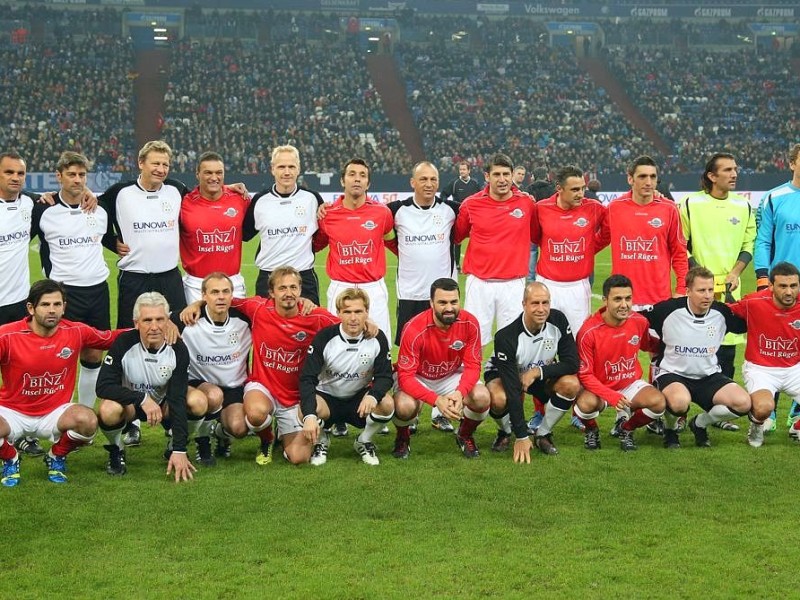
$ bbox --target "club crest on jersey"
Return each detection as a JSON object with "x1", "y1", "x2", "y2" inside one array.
[
  {"x1": 433, "y1": 214, "x2": 444, "y2": 227},
  {"x1": 398, "y1": 355, "x2": 412, "y2": 368},
  {"x1": 509, "y1": 208, "x2": 524, "y2": 219},
  {"x1": 628, "y1": 335, "x2": 640, "y2": 345},
  {"x1": 158, "y1": 365, "x2": 171, "y2": 378},
  {"x1": 228, "y1": 332, "x2": 239, "y2": 346},
  {"x1": 57, "y1": 347, "x2": 73, "y2": 359},
  {"x1": 449, "y1": 340, "x2": 465, "y2": 351},
  {"x1": 729, "y1": 216, "x2": 740, "y2": 225},
  {"x1": 292, "y1": 331, "x2": 308, "y2": 342},
  {"x1": 359, "y1": 352, "x2": 372, "y2": 365},
  {"x1": 789, "y1": 320, "x2": 800, "y2": 330},
  {"x1": 224, "y1": 207, "x2": 238, "y2": 218},
  {"x1": 543, "y1": 339, "x2": 555, "y2": 351},
  {"x1": 20, "y1": 208, "x2": 31, "y2": 223},
  {"x1": 361, "y1": 220, "x2": 378, "y2": 231},
  {"x1": 295, "y1": 206, "x2": 306, "y2": 217},
  {"x1": 647, "y1": 218, "x2": 663, "y2": 228},
  {"x1": 161, "y1": 201, "x2": 173, "y2": 213},
  {"x1": 85, "y1": 215, "x2": 98, "y2": 228},
  {"x1": 573, "y1": 217, "x2": 589, "y2": 228},
  {"x1": 707, "y1": 325, "x2": 717, "y2": 338}
]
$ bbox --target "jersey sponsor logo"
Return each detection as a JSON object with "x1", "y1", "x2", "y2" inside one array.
[
  {"x1": 449, "y1": 340, "x2": 465, "y2": 351},
  {"x1": 647, "y1": 218, "x2": 663, "y2": 228},
  {"x1": 421, "y1": 359, "x2": 458, "y2": 378},
  {"x1": 224, "y1": 207, "x2": 238, "y2": 218},
  {"x1": 361, "y1": 220, "x2": 378, "y2": 231},
  {"x1": 619, "y1": 236, "x2": 658, "y2": 261},
  {"x1": 674, "y1": 345, "x2": 715, "y2": 356},
  {"x1": 195, "y1": 351, "x2": 242, "y2": 364},
  {"x1": 337, "y1": 240, "x2": 375, "y2": 265},
  {"x1": 758, "y1": 334, "x2": 799, "y2": 358},
  {"x1": 265, "y1": 225, "x2": 308, "y2": 237},
  {"x1": 628, "y1": 335, "x2": 640, "y2": 345},
  {"x1": 22, "y1": 368, "x2": 67, "y2": 395},
  {"x1": 573, "y1": 217, "x2": 589, "y2": 228},
  {"x1": 604, "y1": 357, "x2": 636, "y2": 380},
  {"x1": 0, "y1": 229, "x2": 30, "y2": 246},
  {"x1": 509, "y1": 208, "x2": 524, "y2": 219},
  {"x1": 57, "y1": 347, "x2": 74, "y2": 359},
  {"x1": 403, "y1": 233, "x2": 446, "y2": 244},
  {"x1": 57, "y1": 234, "x2": 100, "y2": 247},
  {"x1": 103, "y1": 355, "x2": 113, "y2": 365},
  {"x1": 132, "y1": 219, "x2": 176, "y2": 231},
  {"x1": 195, "y1": 226, "x2": 237, "y2": 253},
  {"x1": 786, "y1": 223, "x2": 800, "y2": 232},
  {"x1": 324, "y1": 368, "x2": 369, "y2": 380},
  {"x1": 547, "y1": 237, "x2": 585, "y2": 261},
  {"x1": 728, "y1": 217, "x2": 740, "y2": 226},
  {"x1": 259, "y1": 343, "x2": 304, "y2": 372}
]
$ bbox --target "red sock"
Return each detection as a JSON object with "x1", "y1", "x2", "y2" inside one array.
[
  {"x1": 622, "y1": 409, "x2": 654, "y2": 431},
  {"x1": 533, "y1": 397, "x2": 545, "y2": 414},
  {"x1": 257, "y1": 426, "x2": 274, "y2": 445},
  {"x1": 458, "y1": 417, "x2": 480, "y2": 438},
  {"x1": 0, "y1": 439, "x2": 17, "y2": 461},
  {"x1": 50, "y1": 431, "x2": 87, "y2": 457},
  {"x1": 581, "y1": 418, "x2": 598, "y2": 429}
]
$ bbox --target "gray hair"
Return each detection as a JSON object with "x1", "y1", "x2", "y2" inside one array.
[{"x1": 133, "y1": 291, "x2": 170, "y2": 322}]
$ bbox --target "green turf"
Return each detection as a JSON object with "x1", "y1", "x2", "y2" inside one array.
[{"x1": 4, "y1": 241, "x2": 795, "y2": 599}]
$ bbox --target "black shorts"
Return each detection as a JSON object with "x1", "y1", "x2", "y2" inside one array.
[
  {"x1": 319, "y1": 388, "x2": 370, "y2": 429},
  {"x1": 64, "y1": 282, "x2": 111, "y2": 330},
  {"x1": 654, "y1": 372, "x2": 734, "y2": 412},
  {"x1": 133, "y1": 397, "x2": 166, "y2": 422},
  {"x1": 117, "y1": 267, "x2": 186, "y2": 328},
  {"x1": 484, "y1": 358, "x2": 552, "y2": 401},
  {"x1": 0, "y1": 299, "x2": 26, "y2": 325},
  {"x1": 256, "y1": 268, "x2": 320, "y2": 306},
  {"x1": 395, "y1": 299, "x2": 430, "y2": 345},
  {"x1": 188, "y1": 380, "x2": 244, "y2": 408}
]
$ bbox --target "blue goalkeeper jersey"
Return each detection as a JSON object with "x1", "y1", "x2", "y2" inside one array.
[{"x1": 754, "y1": 181, "x2": 800, "y2": 277}]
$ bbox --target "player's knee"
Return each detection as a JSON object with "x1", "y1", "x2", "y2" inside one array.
[
  {"x1": 376, "y1": 394, "x2": 394, "y2": 416},
  {"x1": 205, "y1": 387, "x2": 224, "y2": 412},
  {"x1": 73, "y1": 406, "x2": 98, "y2": 433},
  {"x1": 665, "y1": 394, "x2": 690, "y2": 415},
  {"x1": 243, "y1": 397, "x2": 271, "y2": 423},
  {"x1": 98, "y1": 399, "x2": 124, "y2": 425},
  {"x1": 576, "y1": 390, "x2": 600, "y2": 413},
  {"x1": 729, "y1": 389, "x2": 752, "y2": 414},
  {"x1": 554, "y1": 375, "x2": 580, "y2": 399},
  {"x1": 649, "y1": 391, "x2": 666, "y2": 414},
  {"x1": 469, "y1": 384, "x2": 490, "y2": 410},
  {"x1": 284, "y1": 444, "x2": 311, "y2": 465}
]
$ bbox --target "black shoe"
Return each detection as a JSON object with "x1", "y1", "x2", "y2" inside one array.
[
  {"x1": 214, "y1": 426, "x2": 231, "y2": 458},
  {"x1": 663, "y1": 428, "x2": 681, "y2": 449},
  {"x1": 122, "y1": 423, "x2": 141, "y2": 447},
  {"x1": 456, "y1": 434, "x2": 480, "y2": 458},
  {"x1": 332, "y1": 422, "x2": 349, "y2": 438},
  {"x1": 584, "y1": 426, "x2": 601, "y2": 450},
  {"x1": 609, "y1": 414, "x2": 627, "y2": 438},
  {"x1": 491, "y1": 430, "x2": 512, "y2": 452},
  {"x1": 689, "y1": 416, "x2": 711, "y2": 447},
  {"x1": 646, "y1": 418, "x2": 665, "y2": 436},
  {"x1": 195, "y1": 437, "x2": 216, "y2": 467},
  {"x1": 104, "y1": 444, "x2": 127, "y2": 476},
  {"x1": 15, "y1": 436, "x2": 45, "y2": 456},
  {"x1": 535, "y1": 433, "x2": 559, "y2": 455},
  {"x1": 619, "y1": 428, "x2": 637, "y2": 452}
]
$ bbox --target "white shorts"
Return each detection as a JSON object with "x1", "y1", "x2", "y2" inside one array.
[
  {"x1": 183, "y1": 272, "x2": 246, "y2": 304},
  {"x1": 396, "y1": 369, "x2": 465, "y2": 398},
  {"x1": 464, "y1": 275, "x2": 525, "y2": 347},
  {"x1": 606, "y1": 380, "x2": 653, "y2": 409},
  {"x1": 327, "y1": 278, "x2": 391, "y2": 344},
  {"x1": 535, "y1": 275, "x2": 591, "y2": 336},
  {"x1": 0, "y1": 403, "x2": 72, "y2": 443},
  {"x1": 243, "y1": 381, "x2": 304, "y2": 438},
  {"x1": 742, "y1": 361, "x2": 800, "y2": 399}
]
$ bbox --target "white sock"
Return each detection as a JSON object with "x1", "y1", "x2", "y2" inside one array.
[
  {"x1": 536, "y1": 402, "x2": 568, "y2": 437},
  {"x1": 431, "y1": 406, "x2": 442, "y2": 420},
  {"x1": 102, "y1": 424, "x2": 124, "y2": 449},
  {"x1": 493, "y1": 413, "x2": 511, "y2": 434},
  {"x1": 188, "y1": 416, "x2": 204, "y2": 439},
  {"x1": 77, "y1": 365, "x2": 100, "y2": 408},
  {"x1": 360, "y1": 413, "x2": 392, "y2": 443},
  {"x1": 696, "y1": 405, "x2": 738, "y2": 428}
]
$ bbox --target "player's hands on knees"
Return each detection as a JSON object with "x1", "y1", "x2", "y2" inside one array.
[
  {"x1": 298, "y1": 298, "x2": 316, "y2": 315},
  {"x1": 520, "y1": 366, "x2": 541, "y2": 390},
  {"x1": 616, "y1": 396, "x2": 630, "y2": 411},
  {"x1": 166, "y1": 452, "x2": 196, "y2": 483},
  {"x1": 358, "y1": 394, "x2": 378, "y2": 418},
  {"x1": 435, "y1": 395, "x2": 461, "y2": 421},
  {"x1": 141, "y1": 395, "x2": 163, "y2": 426},
  {"x1": 513, "y1": 437, "x2": 533, "y2": 464},
  {"x1": 180, "y1": 301, "x2": 204, "y2": 325},
  {"x1": 302, "y1": 416, "x2": 320, "y2": 444}
]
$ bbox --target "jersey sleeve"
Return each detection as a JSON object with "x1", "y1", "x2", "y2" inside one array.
[
  {"x1": 540, "y1": 311, "x2": 579, "y2": 381},
  {"x1": 714, "y1": 301, "x2": 748, "y2": 335},
  {"x1": 453, "y1": 198, "x2": 472, "y2": 245},
  {"x1": 494, "y1": 330, "x2": 527, "y2": 439},
  {"x1": 455, "y1": 318, "x2": 483, "y2": 399},
  {"x1": 165, "y1": 341, "x2": 190, "y2": 453},
  {"x1": 396, "y1": 331, "x2": 438, "y2": 406},
  {"x1": 577, "y1": 328, "x2": 624, "y2": 407},
  {"x1": 668, "y1": 206, "x2": 689, "y2": 295},
  {"x1": 242, "y1": 191, "x2": 264, "y2": 241},
  {"x1": 754, "y1": 194, "x2": 774, "y2": 277},
  {"x1": 298, "y1": 329, "x2": 329, "y2": 418},
  {"x1": 312, "y1": 214, "x2": 329, "y2": 252},
  {"x1": 99, "y1": 183, "x2": 123, "y2": 242},
  {"x1": 370, "y1": 331, "x2": 394, "y2": 400},
  {"x1": 593, "y1": 203, "x2": 610, "y2": 251},
  {"x1": 79, "y1": 323, "x2": 125, "y2": 351},
  {"x1": 96, "y1": 336, "x2": 145, "y2": 406}
]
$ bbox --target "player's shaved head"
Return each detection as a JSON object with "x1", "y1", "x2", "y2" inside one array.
[{"x1": 523, "y1": 281, "x2": 549, "y2": 302}]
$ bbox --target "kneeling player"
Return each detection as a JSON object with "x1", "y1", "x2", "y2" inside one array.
[
  {"x1": 393, "y1": 278, "x2": 489, "y2": 459},
  {"x1": 646, "y1": 267, "x2": 750, "y2": 448},
  {"x1": 574, "y1": 275, "x2": 666, "y2": 451},
  {"x1": 0, "y1": 280, "x2": 121, "y2": 486},
  {"x1": 486, "y1": 282, "x2": 579, "y2": 461},
  {"x1": 97, "y1": 292, "x2": 199, "y2": 482},
  {"x1": 299, "y1": 288, "x2": 394, "y2": 465}
]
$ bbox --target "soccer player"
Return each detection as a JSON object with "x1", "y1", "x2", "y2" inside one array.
[
  {"x1": 454, "y1": 153, "x2": 538, "y2": 347},
  {"x1": 180, "y1": 273, "x2": 252, "y2": 466},
  {"x1": 387, "y1": 161, "x2": 459, "y2": 432},
  {"x1": 30, "y1": 151, "x2": 116, "y2": 409},
  {"x1": 608, "y1": 155, "x2": 688, "y2": 310},
  {"x1": 574, "y1": 275, "x2": 666, "y2": 451},
  {"x1": 314, "y1": 157, "x2": 395, "y2": 341},
  {"x1": 299, "y1": 288, "x2": 394, "y2": 465},
  {"x1": 243, "y1": 145, "x2": 323, "y2": 304},
  {"x1": 393, "y1": 278, "x2": 489, "y2": 458},
  {"x1": 440, "y1": 160, "x2": 481, "y2": 268},
  {"x1": 0, "y1": 280, "x2": 121, "y2": 487},
  {"x1": 96, "y1": 292, "x2": 199, "y2": 482},
  {"x1": 486, "y1": 282, "x2": 579, "y2": 460},
  {"x1": 678, "y1": 153, "x2": 755, "y2": 382},
  {"x1": 526, "y1": 166, "x2": 555, "y2": 282},
  {"x1": 727, "y1": 262, "x2": 800, "y2": 447},
  {"x1": 180, "y1": 152, "x2": 250, "y2": 303},
  {"x1": 646, "y1": 267, "x2": 750, "y2": 448}
]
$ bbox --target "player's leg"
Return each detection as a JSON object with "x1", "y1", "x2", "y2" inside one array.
[
  {"x1": 534, "y1": 375, "x2": 581, "y2": 455},
  {"x1": 69, "y1": 281, "x2": 111, "y2": 409},
  {"x1": 619, "y1": 382, "x2": 666, "y2": 452},
  {"x1": 690, "y1": 377, "x2": 750, "y2": 447},
  {"x1": 97, "y1": 400, "x2": 137, "y2": 475},
  {"x1": 216, "y1": 390, "x2": 247, "y2": 458},
  {"x1": 741, "y1": 361, "x2": 781, "y2": 448},
  {"x1": 0, "y1": 410, "x2": 22, "y2": 487},
  {"x1": 464, "y1": 275, "x2": 494, "y2": 348},
  {"x1": 77, "y1": 348, "x2": 103, "y2": 409},
  {"x1": 309, "y1": 395, "x2": 333, "y2": 466},
  {"x1": 116, "y1": 273, "x2": 145, "y2": 446},
  {"x1": 243, "y1": 383, "x2": 276, "y2": 465},
  {"x1": 352, "y1": 393, "x2": 394, "y2": 466},
  {"x1": 456, "y1": 383, "x2": 490, "y2": 458},
  {"x1": 487, "y1": 376, "x2": 513, "y2": 452},
  {"x1": 43, "y1": 404, "x2": 97, "y2": 483},
  {"x1": 280, "y1": 405, "x2": 314, "y2": 465},
  {"x1": 192, "y1": 383, "x2": 223, "y2": 466},
  {"x1": 392, "y1": 390, "x2": 421, "y2": 459},
  {"x1": 182, "y1": 273, "x2": 203, "y2": 305},
  {"x1": 656, "y1": 377, "x2": 691, "y2": 449},
  {"x1": 574, "y1": 389, "x2": 605, "y2": 450}
]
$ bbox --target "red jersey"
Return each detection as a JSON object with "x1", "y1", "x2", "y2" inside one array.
[
  {"x1": 534, "y1": 194, "x2": 609, "y2": 281},
  {"x1": 729, "y1": 289, "x2": 800, "y2": 368},
  {"x1": 607, "y1": 193, "x2": 688, "y2": 306},
  {"x1": 314, "y1": 197, "x2": 394, "y2": 283},
  {"x1": 0, "y1": 318, "x2": 121, "y2": 416},
  {"x1": 179, "y1": 186, "x2": 249, "y2": 278},
  {"x1": 576, "y1": 309, "x2": 655, "y2": 407},
  {"x1": 232, "y1": 297, "x2": 339, "y2": 407},
  {"x1": 454, "y1": 186, "x2": 538, "y2": 280},
  {"x1": 396, "y1": 308, "x2": 482, "y2": 406}
]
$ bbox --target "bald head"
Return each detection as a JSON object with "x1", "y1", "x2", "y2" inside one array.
[
  {"x1": 523, "y1": 281, "x2": 550, "y2": 302},
  {"x1": 522, "y1": 281, "x2": 551, "y2": 330},
  {"x1": 410, "y1": 161, "x2": 439, "y2": 206}
]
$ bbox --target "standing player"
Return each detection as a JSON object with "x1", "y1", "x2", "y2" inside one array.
[
  {"x1": 727, "y1": 262, "x2": 800, "y2": 447},
  {"x1": 244, "y1": 145, "x2": 323, "y2": 304},
  {"x1": 454, "y1": 153, "x2": 538, "y2": 348},
  {"x1": 440, "y1": 160, "x2": 480, "y2": 269},
  {"x1": 299, "y1": 288, "x2": 394, "y2": 465},
  {"x1": 314, "y1": 157, "x2": 395, "y2": 341},
  {"x1": 393, "y1": 278, "x2": 489, "y2": 459},
  {"x1": 387, "y1": 161, "x2": 459, "y2": 432},
  {"x1": 180, "y1": 152, "x2": 250, "y2": 303},
  {"x1": 31, "y1": 151, "x2": 116, "y2": 409},
  {"x1": 96, "y1": 292, "x2": 199, "y2": 482},
  {"x1": 574, "y1": 275, "x2": 666, "y2": 451},
  {"x1": 526, "y1": 166, "x2": 555, "y2": 281},
  {"x1": 180, "y1": 273, "x2": 252, "y2": 465},
  {"x1": 486, "y1": 282, "x2": 579, "y2": 460},
  {"x1": 646, "y1": 267, "x2": 750, "y2": 448},
  {"x1": 0, "y1": 280, "x2": 120, "y2": 486}
]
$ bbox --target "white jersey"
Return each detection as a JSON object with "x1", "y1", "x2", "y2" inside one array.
[
  {"x1": 31, "y1": 194, "x2": 111, "y2": 287},
  {"x1": 243, "y1": 184, "x2": 321, "y2": 271},
  {"x1": 182, "y1": 307, "x2": 252, "y2": 388},
  {"x1": 100, "y1": 178, "x2": 188, "y2": 274},
  {"x1": 388, "y1": 197, "x2": 458, "y2": 301},
  {"x1": 0, "y1": 193, "x2": 35, "y2": 305}
]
